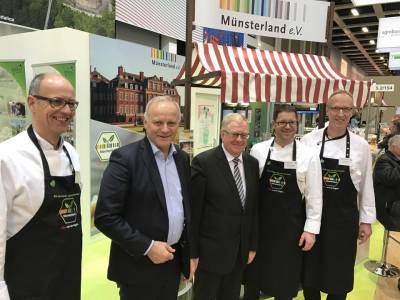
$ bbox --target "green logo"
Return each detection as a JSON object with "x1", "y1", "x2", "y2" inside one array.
[
  {"x1": 323, "y1": 170, "x2": 340, "y2": 188},
  {"x1": 269, "y1": 173, "x2": 287, "y2": 191}
]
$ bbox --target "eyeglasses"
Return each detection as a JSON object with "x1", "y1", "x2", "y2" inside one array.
[
  {"x1": 276, "y1": 121, "x2": 297, "y2": 127},
  {"x1": 328, "y1": 106, "x2": 353, "y2": 114},
  {"x1": 224, "y1": 131, "x2": 250, "y2": 139},
  {"x1": 33, "y1": 95, "x2": 79, "y2": 110}
]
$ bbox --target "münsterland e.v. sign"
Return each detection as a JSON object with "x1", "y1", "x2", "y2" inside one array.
[{"x1": 195, "y1": 0, "x2": 330, "y2": 43}]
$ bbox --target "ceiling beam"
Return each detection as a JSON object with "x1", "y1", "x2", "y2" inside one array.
[
  {"x1": 333, "y1": 22, "x2": 379, "y2": 30},
  {"x1": 333, "y1": 11, "x2": 384, "y2": 75},
  {"x1": 372, "y1": 4, "x2": 385, "y2": 18}
]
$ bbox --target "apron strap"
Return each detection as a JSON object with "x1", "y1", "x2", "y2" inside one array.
[
  {"x1": 27, "y1": 125, "x2": 75, "y2": 179},
  {"x1": 320, "y1": 128, "x2": 350, "y2": 159}
]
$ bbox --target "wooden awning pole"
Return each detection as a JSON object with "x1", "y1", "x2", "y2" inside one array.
[{"x1": 184, "y1": 0, "x2": 195, "y2": 130}]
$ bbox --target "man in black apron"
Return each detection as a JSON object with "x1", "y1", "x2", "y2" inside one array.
[
  {"x1": 243, "y1": 105, "x2": 322, "y2": 300},
  {"x1": 301, "y1": 90, "x2": 376, "y2": 300},
  {"x1": 0, "y1": 73, "x2": 82, "y2": 300}
]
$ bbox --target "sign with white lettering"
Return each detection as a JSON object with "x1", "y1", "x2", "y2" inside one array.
[
  {"x1": 389, "y1": 52, "x2": 400, "y2": 70},
  {"x1": 377, "y1": 16, "x2": 400, "y2": 53},
  {"x1": 370, "y1": 84, "x2": 395, "y2": 92},
  {"x1": 195, "y1": 0, "x2": 329, "y2": 43}
]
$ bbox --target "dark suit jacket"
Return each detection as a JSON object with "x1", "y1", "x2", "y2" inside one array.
[
  {"x1": 190, "y1": 145, "x2": 259, "y2": 274},
  {"x1": 94, "y1": 137, "x2": 191, "y2": 284},
  {"x1": 373, "y1": 151, "x2": 400, "y2": 231}
]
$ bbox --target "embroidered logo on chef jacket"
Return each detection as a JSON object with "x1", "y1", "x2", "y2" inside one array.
[
  {"x1": 58, "y1": 197, "x2": 79, "y2": 229},
  {"x1": 322, "y1": 170, "x2": 342, "y2": 190},
  {"x1": 269, "y1": 173, "x2": 287, "y2": 192}
]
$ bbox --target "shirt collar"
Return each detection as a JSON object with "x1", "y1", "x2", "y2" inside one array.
[
  {"x1": 149, "y1": 140, "x2": 176, "y2": 159},
  {"x1": 33, "y1": 129, "x2": 64, "y2": 150},
  {"x1": 221, "y1": 143, "x2": 243, "y2": 163}
]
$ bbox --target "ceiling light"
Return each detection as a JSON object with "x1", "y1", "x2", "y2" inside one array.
[
  {"x1": 375, "y1": 49, "x2": 379, "y2": 53},
  {"x1": 384, "y1": 63, "x2": 387, "y2": 66},
  {"x1": 380, "y1": 56, "x2": 384, "y2": 60},
  {"x1": 362, "y1": 27, "x2": 369, "y2": 32},
  {"x1": 369, "y1": 40, "x2": 375, "y2": 45},
  {"x1": 351, "y1": 9, "x2": 359, "y2": 16}
]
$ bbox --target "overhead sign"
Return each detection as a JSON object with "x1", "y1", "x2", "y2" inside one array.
[
  {"x1": 370, "y1": 83, "x2": 395, "y2": 92},
  {"x1": 389, "y1": 52, "x2": 400, "y2": 70},
  {"x1": 377, "y1": 16, "x2": 400, "y2": 53},
  {"x1": 195, "y1": 0, "x2": 330, "y2": 43},
  {"x1": 351, "y1": 0, "x2": 399, "y2": 5}
]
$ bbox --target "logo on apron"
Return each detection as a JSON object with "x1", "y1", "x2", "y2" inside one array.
[
  {"x1": 269, "y1": 173, "x2": 287, "y2": 192},
  {"x1": 323, "y1": 170, "x2": 341, "y2": 189},
  {"x1": 59, "y1": 198, "x2": 79, "y2": 227}
]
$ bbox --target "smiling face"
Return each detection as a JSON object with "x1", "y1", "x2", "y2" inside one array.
[
  {"x1": 327, "y1": 92, "x2": 353, "y2": 134},
  {"x1": 144, "y1": 100, "x2": 180, "y2": 156},
  {"x1": 221, "y1": 120, "x2": 249, "y2": 157},
  {"x1": 272, "y1": 111, "x2": 298, "y2": 147},
  {"x1": 28, "y1": 74, "x2": 75, "y2": 146}
]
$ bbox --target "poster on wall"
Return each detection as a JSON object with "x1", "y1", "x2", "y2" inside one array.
[
  {"x1": 203, "y1": 27, "x2": 244, "y2": 47},
  {"x1": 32, "y1": 62, "x2": 76, "y2": 145},
  {"x1": 89, "y1": 34, "x2": 185, "y2": 237},
  {"x1": 0, "y1": 0, "x2": 115, "y2": 37},
  {"x1": 0, "y1": 61, "x2": 27, "y2": 142}
]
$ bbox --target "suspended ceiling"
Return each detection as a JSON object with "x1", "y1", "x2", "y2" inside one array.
[{"x1": 332, "y1": 0, "x2": 400, "y2": 76}]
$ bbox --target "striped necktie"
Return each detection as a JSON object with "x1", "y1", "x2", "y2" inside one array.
[{"x1": 233, "y1": 157, "x2": 245, "y2": 208}]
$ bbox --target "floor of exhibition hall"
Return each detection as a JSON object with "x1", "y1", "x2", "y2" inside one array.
[{"x1": 82, "y1": 223, "x2": 400, "y2": 300}]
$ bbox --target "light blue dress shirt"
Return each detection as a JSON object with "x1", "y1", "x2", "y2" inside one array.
[{"x1": 150, "y1": 142, "x2": 184, "y2": 246}]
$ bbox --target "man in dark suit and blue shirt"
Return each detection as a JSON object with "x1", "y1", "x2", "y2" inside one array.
[
  {"x1": 95, "y1": 96, "x2": 193, "y2": 300},
  {"x1": 190, "y1": 113, "x2": 259, "y2": 300}
]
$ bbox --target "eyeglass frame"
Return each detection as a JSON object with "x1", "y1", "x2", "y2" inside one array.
[
  {"x1": 33, "y1": 95, "x2": 79, "y2": 110},
  {"x1": 275, "y1": 121, "x2": 298, "y2": 127},
  {"x1": 328, "y1": 106, "x2": 353, "y2": 114},
  {"x1": 223, "y1": 130, "x2": 250, "y2": 139}
]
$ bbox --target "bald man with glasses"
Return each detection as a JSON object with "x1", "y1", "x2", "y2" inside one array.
[{"x1": 0, "y1": 73, "x2": 82, "y2": 300}]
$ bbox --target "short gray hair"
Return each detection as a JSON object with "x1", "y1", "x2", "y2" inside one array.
[
  {"x1": 28, "y1": 73, "x2": 49, "y2": 95},
  {"x1": 221, "y1": 113, "x2": 248, "y2": 131},
  {"x1": 144, "y1": 96, "x2": 181, "y2": 122},
  {"x1": 388, "y1": 134, "x2": 400, "y2": 150},
  {"x1": 327, "y1": 90, "x2": 354, "y2": 108}
]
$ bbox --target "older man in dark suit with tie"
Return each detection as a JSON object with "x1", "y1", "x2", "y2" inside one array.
[
  {"x1": 95, "y1": 96, "x2": 193, "y2": 300},
  {"x1": 190, "y1": 113, "x2": 259, "y2": 300}
]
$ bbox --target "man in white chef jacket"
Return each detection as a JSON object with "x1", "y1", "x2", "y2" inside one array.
[
  {"x1": 0, "y1": 73, "x2": 82, "y2": 300},
  {"x1": 301, "y1": 89, "x2": 376, "y2": 300}
]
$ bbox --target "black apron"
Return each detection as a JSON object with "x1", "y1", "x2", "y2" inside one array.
[
  {"x1": 258, "y1": 140, "x2": 305, "y2": 298},
  {"x1": 303, "y1": 128, "x2": 359, "y2": 294},
  {"x1": 4, "y1": 126, "x2": 82, "y2": 300}
]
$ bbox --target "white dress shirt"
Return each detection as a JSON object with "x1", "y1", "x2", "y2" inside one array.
[
  {"x1": 0, "y1": 130, "x2": 80, "y2": 300},
  {"x1": 221, "y1": 144, "x2": 246, "y2": 197},
  {"x1": 301, "y1": 128, "x2": 376, "y2": 224},
  {"x1": 250, "y1": 139, "x2": 323, "y2": 234}
]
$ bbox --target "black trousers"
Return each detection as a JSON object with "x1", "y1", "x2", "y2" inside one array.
[
  {"x1": 243, "y1": 283, "x2": 292, "y2": 300},
  {"x1": 303, "y1": 287, "x2": 347, "y2": 300},
  {"x1": 193, "y1": 259, "x2": 244, "y2": 300},
  {"x1": 118, "y1": 249, "x2": 181, "y2": 300}
]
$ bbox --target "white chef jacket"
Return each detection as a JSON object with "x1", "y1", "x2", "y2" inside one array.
[
  {"x1": 250, "y1": 139, "x2": 323, "y2": 234},
  {"x1": 0, "y1": 130, "x2": 80, "y2": 299},
  {"x1": 301, "y1": 128, "x2": 376, "y2": 224}
]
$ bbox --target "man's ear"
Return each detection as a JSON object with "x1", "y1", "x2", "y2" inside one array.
[{"x1": 27, "y1": 95, "x2": 36, "y2": 113}]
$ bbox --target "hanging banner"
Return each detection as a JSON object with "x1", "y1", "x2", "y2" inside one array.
[
  {"x1": 389, "y1": 52, "x2": 400, "y2": 70},
  {"x1": 377, "y1": 16, "x2": 400, "y2": 53},
  {"x1": 195, "y1": 0, "x2": 330, "y2": 43},
  {"x1": 0, "y1": 60, "x2": 27, "y2": 141}
]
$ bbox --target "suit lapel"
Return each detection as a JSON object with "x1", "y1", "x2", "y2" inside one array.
[
  {"x1": 216, "y1": 146, "x2": 242, "y2": 208},
  {"x1": 140, "y1": 138, "x2": 168, "y2": 214},
  {"x1": 242, "y1": 153, "x2": 251, "y2": 210},
  {"x1": 173, "y1": 150, "x2": 189, "y2": 219}
]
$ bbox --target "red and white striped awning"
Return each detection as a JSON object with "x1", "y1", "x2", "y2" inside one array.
[{"x1": 174, "y1": 43, "x2": 372, "y2": 107}]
